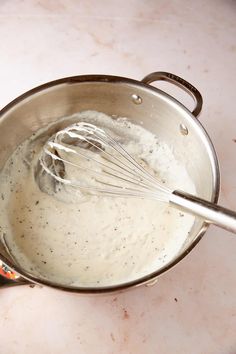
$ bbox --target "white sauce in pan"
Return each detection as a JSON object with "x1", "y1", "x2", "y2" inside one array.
[{"x1": 0, "y1": 111, "x2": 195, "y2": 287}]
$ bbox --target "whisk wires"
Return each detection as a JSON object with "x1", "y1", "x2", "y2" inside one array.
[{"x1": 39, "y1": 122, "x2": 171, "y2": 202}]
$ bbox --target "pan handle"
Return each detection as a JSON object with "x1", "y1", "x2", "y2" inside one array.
[
  {"x1": 141, "y1": 71, "x2": 203, "y2": 118},
  {"x1": 0, "y1": 275, "x2": 28, "y2": 287}
]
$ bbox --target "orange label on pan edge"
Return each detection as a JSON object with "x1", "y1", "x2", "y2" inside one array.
[{"x1": 0, "y1": 261, "x2": 18, "y2": 279}]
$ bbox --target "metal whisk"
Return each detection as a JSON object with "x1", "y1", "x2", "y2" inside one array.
[{"x1": 39, "y1": 122, "x2": 236, "y2": 234}]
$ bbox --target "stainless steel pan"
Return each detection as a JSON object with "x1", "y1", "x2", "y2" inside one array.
[{"x1": 0, "y1": 71, "x2": 220, "y2": 293}]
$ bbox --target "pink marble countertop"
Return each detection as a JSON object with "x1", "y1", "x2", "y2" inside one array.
[{"x1": 0, "y1": 1, "x2": 236, "y2": 353}]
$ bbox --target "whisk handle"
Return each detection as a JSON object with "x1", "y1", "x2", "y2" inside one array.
[{"x1": 170, "y1": 190, "x2": 236, "y2": 234}]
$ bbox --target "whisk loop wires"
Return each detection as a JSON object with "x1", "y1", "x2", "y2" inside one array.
[{"x1": 39, "y1": 122, "x2": 171, "y2": 201}]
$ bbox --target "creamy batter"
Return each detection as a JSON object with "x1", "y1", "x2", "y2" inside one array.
[{"x1": 0, "y1": 111, "x2": 196, "y2": 287}]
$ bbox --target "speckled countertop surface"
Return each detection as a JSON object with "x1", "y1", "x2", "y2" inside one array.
[{"x1": 0, "y1": 1, "x2": 236, "y2": 353}]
